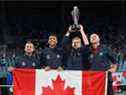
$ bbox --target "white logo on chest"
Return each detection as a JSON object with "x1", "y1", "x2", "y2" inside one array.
[
  {"x1": 22, "y1": 61, "x2": 26, "y2": 66},
  {"x1": 46, "y1": 55, "x2": 50, "y2": 59},
  {"x1": 99, "y1": 52, "x2": 103, "y2": 56},
  {"x1": 32, "y1": 62, "x2": 36, "y2": 66},
  {"x1": 56, "y1": 54, "x2": 60, "y2": 58},
  {"x1": 90, "y1": 54, "x2": 94, "y2": 59}
]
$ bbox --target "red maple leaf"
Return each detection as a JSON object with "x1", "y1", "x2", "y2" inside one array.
[{"x1": 42, "y1": 75, "x2": 75, "y2": 95}]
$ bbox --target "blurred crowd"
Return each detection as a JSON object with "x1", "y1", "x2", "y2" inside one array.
[{"x1": 0, "y1": 24, "x2": 125, "y2": 95}]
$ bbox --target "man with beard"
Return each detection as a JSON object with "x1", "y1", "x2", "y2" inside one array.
[
  {"x1": 16, "y1": 41, "x2": 40, "y2": 69},
  {"x1": 8, "y1": 41, "x2": 40, "y2": 69},
  {"x1": 7, "y1": 41, "x2": 41, "y2": 95}
]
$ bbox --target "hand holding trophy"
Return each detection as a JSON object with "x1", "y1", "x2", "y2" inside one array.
[
  {"x1": 65, "y1": 6, "x2": 89, "y2": 45},
  {"x1": 66, "y1": 6, "x2": 85, "y2": 37}
]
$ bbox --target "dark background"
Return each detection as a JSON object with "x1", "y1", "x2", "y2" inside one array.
[{"x1": 0, "y1": 1, "x2": 126, "y2": 50}]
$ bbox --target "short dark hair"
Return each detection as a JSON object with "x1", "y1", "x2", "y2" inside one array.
[
  {"x1": 25, "y1": 40, "x2": 35, "y2": 48},
  {"x1": 26, "y1": 40, "x2": 34, "y2": 45},
  {"x1": 49, "y1": 33, "x2": 57, "y2": 37}
]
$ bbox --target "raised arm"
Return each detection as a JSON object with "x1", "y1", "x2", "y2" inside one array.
[
  {"x1": 79, "y1": 25, "x2": 89, "y2": 45},
  {"x1": 61, "y1": 26, "x2": 73, "y2": 48}
]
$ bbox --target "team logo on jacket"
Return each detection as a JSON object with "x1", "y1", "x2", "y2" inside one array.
[
  {"x1": 22, "y1": 61, "x2": 26, "y2": 66},
  {"x1": 32, "y1": 62, "x2": 36, "y2": 67},
  {"x1": 46, "y1": 55, "x2": 50, "y2": 59},
  {"x1": 99, "y1": 52, "x2": 103, "y2": 56},
  {"x1": 90, "y1": 54, "x2": 94, "y2": 59},
  {"x1": 57, "y1": 54, "x2": 60, "y2": 58}
]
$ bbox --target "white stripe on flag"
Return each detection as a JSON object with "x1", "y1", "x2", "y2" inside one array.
[{"x1": 35, "y1": 70, "x2": 82, "y2": 95}]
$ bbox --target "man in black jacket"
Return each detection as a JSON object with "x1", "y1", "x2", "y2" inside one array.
[{"x1": 62, "y1": 24, "x2": 89, "y2": 70}]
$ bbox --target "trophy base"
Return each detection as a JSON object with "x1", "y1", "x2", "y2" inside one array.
[{"x1": 71, "y1": 24, "x2": 80, "y2": 31}]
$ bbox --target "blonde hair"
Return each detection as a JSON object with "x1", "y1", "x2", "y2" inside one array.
[{"x1": 90, "y1": 33, "x2": 100, "y2": 43}]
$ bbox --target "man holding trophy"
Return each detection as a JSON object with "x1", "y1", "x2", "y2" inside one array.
[
  {"x1": 62, "y1": 6, "x2": 90, "y2": 70},
  {"x1": 62, "y1": 6, "x2": 117, "y2": 94}
]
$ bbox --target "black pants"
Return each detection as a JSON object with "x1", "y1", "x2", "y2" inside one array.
[
  {"x1": 0, "y1": 77, "x2": 8, "y2": 95},
  {"x1": 0, "y1": 77, "x2": 12, "y2": 95},
  {"x1": 107, "y1": 72, "x2": 114, "y2": 95}
]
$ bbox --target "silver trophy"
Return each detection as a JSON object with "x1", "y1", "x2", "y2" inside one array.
[{"x1": 71, "y1": 6, "x2": 80, "y2": 30}]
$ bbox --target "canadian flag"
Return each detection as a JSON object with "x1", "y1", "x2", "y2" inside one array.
[{"x1": 13, "y1": 69, "x2": 108, "y2": 95}]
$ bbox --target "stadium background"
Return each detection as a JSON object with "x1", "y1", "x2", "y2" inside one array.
[{"x1": 0, "y1": 1, "x2": 126, "y2": 95}]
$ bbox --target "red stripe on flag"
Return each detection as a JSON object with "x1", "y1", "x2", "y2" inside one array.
[
  {"x1": 13, "y1": 69, "x2": 35, "y2": 95},
  {"x1": 82, "y1": 71, "x2": 106, "y2": 95}
]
